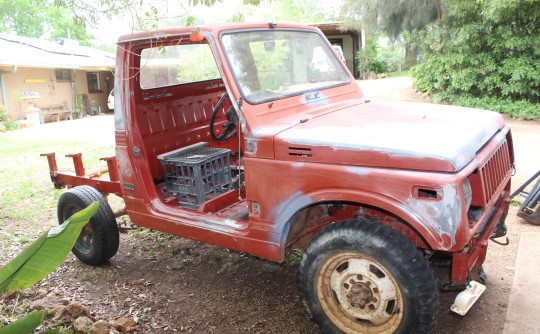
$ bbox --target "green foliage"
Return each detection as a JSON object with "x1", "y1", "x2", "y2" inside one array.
[
  {"x1": 73, "y1": 93, "x2": 83, "y2": 115},
  {"x1": 356, "y1": 40, "x2": 378, "y2": 79},
  {"x1": 185, "y1": 15, "x2": 196, "y2": 27},
  {"x1": 250, "y1": 39, "x2": 290, "y2": 90},
  {"x1": 0, "y1": 0, "x2": 93, "y2": 44},
  {"x1": 287, "y1": 249, "x2": 302, "y2": 264},
  {"x1": 368, "y1": 60, "x2": 388, "y2": 75},
  {"x1": 411, "y1": 0, "x2": 540, "y2": 115},
  {"x1": 242, "y1": 0, "x2": 262, "y2": 5},
  {"x1": 176, "y1": 49, "x2": 221, "y2": 84},
  {"x1": 272, "y1": 0, "x2": 337, "y2": 23},
  {"x1": 47, "y1": 6, "x2": 93, "y2": 46},
  {"x1": 510, "y1": 199, "x2": 522, "y2": 207},
  {"x1": 388, "y1": 71, "x2": 410, "y2": 78},
  {"x1": 0, "y1": 106, "x2": 18, "y2": 132},
  {"x1": 340, "y1": 0, "x2": 442, "y2": 37},
  {"x1": 0, "y1": 132, "x2": 111, "y2": 230},
  {"x1": 0, "y1": 0, "x2": 48, "y2": 37},
  {"x1": 0, "y1": 310, "x2": 47, "y2": 334},
  {"x1": 55, "y1": 0, "x2": 137, "y2": 29},
  {"x1": 0, "y1": 202, "x2": 99, "y2": 292},
  {"x1": 432, "y1": 93, "x2": 540, "y2": 120},
  {"x1": 0, "y1": 105, "x2": 7, "y2": 123},
  {"x1": 231, "y1": 12, "x2": 245, "y2": 22},
  {"x1": 188, "y1": 0, "x2": 220, "y2": 5},
  {"x1": 356, "y1": 39, "x2": 391, "y2": 78},
  {"x1": 377, "y1": 46, "x2": 405, "y2": 73},
  {"x1": 0, "y1": 202, "x2": 98, "y2": 333}
]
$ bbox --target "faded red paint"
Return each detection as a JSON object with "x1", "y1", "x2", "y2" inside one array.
[
  {"x1": 42, "y1": 152, "x2": 122, "y2": 197},
  {"x1": 44, "y1": 23, "x2": 513, "y2": 286}
]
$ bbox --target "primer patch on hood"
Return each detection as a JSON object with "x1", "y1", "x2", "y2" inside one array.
[{"x1": 277, "y1": 102, "x2": 504, "y2": 171}]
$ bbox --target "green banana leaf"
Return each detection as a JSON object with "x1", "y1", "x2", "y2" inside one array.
[
  {"x1": 0, "y1": 201, "x2": 99, "y2": 293},
  {"x1": 0, "y1": 310, "x2": 47, "y2": 334}
]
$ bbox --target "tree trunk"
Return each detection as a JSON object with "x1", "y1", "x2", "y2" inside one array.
[{"x1": 404, "y1": 44, "x2": 419, "y2": 69}]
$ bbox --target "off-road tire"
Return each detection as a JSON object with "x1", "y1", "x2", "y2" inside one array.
[
  {"x1": 57, "y1": 186, "x2": 119, "y2": 265},
  {"x1": 298, "y1": 219, "x2": 438, "y2": 334}
]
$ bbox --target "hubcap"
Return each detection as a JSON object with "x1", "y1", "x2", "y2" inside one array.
[
  {"x1": 347, "y1": 281, "x2": 373, "y2": 308},
  {"x1": 317, "y1": 253, "x2": 403, "y2": 333}
]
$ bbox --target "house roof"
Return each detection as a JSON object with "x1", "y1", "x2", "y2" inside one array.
[
  {"x1": 310, "y1": 22, "x2": 359, "y2": 36},
  {"x1": 0, "y1": 33, "x2": 115, "y2": 70}
]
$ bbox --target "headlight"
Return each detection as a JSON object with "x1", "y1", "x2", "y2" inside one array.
[{"x1": 463, "y1": 178, "x2": 472, "y2": 211}]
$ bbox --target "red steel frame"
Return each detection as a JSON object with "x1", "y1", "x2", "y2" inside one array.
[{"x1": 41, "y1": 152, "x2": 122, "y2": 197}]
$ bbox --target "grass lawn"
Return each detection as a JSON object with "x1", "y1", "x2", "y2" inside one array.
[
  {"x1": 388, "y1": 71, "x2": 410, "y2": 78},
  {"x1": 0, "y1": 117, "x2": 115, "y2": 263}
]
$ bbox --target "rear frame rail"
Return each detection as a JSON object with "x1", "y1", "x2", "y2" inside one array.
[{"x1": 41, "y1": 152, "x2": 122, "y2": 197}]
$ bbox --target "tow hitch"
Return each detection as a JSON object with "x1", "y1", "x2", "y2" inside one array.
[{"x1": 490, "y1": 219, "x2": 510, "y2": 246}]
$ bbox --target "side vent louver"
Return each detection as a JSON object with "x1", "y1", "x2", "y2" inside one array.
[{"x1": 288, "y1": 147, "x2": 312, "y2": 157}]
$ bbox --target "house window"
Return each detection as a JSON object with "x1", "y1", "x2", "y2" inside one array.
[
  {"x1": 86, "y1": 72, "x2": 102, "y2": 92},
  {"x1": 55, "y1": 69, "x2": 71, "y2": 81}
]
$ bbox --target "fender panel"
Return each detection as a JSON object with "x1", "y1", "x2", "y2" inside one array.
[{"x1": 277, "y1": 188, "x2": 446, "y2": 259}]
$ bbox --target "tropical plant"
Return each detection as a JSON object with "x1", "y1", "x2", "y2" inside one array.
[
  {"x1": 411, "y1": 0, "x2": 540, "y2": 119},
  {"x1": 0, "y1": 202, "x2": 99, "y2": 334}
]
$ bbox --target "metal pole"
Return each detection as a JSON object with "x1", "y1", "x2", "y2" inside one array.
[
  {"x1": 0, "y1": 73, "x2": 8, "y2": 112},
  {"x1": 1, "y1": 66, "x2": 18, "y2": 116}
]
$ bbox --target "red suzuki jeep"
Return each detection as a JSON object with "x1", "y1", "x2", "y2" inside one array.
[{"x1": 43, "y1": 23, "x2": 514, "y2": 334}]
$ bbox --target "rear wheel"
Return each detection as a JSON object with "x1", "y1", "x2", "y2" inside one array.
[
  {"x1": 298, "y1": 219, "x2": 438, "y2": 334},
  {"x1": 57, "y1": 186, "x2": 119, "y2": 265}
]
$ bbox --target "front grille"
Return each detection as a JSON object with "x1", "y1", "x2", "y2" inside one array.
[{"x1": 478, "y1": 140, "x2": 512, "y2": 207}]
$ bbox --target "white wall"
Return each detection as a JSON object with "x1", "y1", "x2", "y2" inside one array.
[
  {"x1": 327, "y1": 34, "x2": 355, "y2": 74},
  {"x1": 2, "y1": 67, "x2": 112, "y2": 119}
]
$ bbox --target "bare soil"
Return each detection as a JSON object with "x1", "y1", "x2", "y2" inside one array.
[{"x1": 2, "y1": 77, "x2": 540, "y2": 333}]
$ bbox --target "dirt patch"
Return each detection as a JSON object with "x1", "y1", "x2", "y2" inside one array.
[
  {"x1": 357, "y1": 77, "x2": 430, "y2": 103},
  {"x1": 1, "y1": 78, "x2": 540, "y2": 333}
]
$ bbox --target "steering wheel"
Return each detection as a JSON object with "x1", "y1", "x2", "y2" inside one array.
[{"x1": 210, "y1": 92, "x2": 238, "y2": 142}]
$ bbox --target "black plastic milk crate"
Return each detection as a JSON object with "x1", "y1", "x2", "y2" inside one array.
[{"x1": 157, "y1": 142, "x2": 232, "y2": 209}]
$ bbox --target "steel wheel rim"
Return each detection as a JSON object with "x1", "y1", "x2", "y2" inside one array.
[
  {"x1": 63, "y1": 204, "x2": 93, "y2": 255},
  {"x1": 316, "y1": 252, "x2": 404, "y2": 333}
]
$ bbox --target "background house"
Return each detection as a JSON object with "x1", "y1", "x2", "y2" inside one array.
[
  {"x1": 0, "y1": 33, "x2": 115, "y2": 121},
  {"x1": 313, "y1": 23, "x2": 362, "y2": 79}
]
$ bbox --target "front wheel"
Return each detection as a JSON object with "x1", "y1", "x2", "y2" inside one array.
[
  {"x1": 298, "y1": 219, "x2": 438, "y2": 334},
  {"x1": 57, "y1": 186, "x2": 119, "y2": 265}
]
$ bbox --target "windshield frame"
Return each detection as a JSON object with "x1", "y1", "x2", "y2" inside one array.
[{"x1": 219, "y1": 28, "x2": 352, "y2": 105}]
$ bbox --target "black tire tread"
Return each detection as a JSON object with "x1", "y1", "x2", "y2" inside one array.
[
  {"x1": 298, "y1": 219, "x2": 438, "y2": 334},
  {"x1": 57, "y1": 185, "x2": 119, "y2": 265}
]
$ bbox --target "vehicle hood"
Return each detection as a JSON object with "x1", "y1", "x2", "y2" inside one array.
[{"x1": 274, "y1": 101, "x2": 505, "y2": 172}]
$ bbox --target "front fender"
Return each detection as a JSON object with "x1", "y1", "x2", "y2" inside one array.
[{"x1": 277, "y1": 188, "x2": 452, "y2": 259}]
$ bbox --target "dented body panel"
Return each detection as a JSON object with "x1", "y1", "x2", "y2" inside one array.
[{"x1": 44, "y1": 22, "x2": 513, "y2": 287}]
